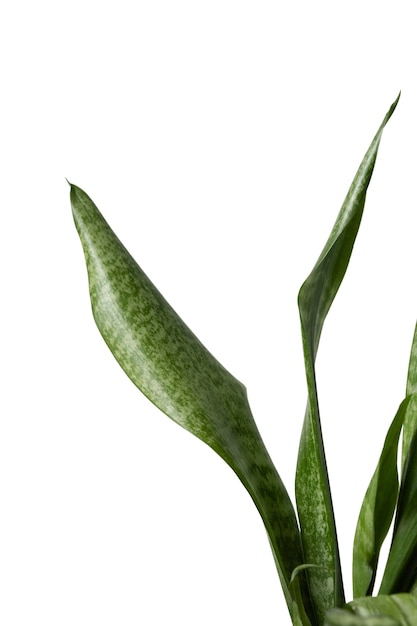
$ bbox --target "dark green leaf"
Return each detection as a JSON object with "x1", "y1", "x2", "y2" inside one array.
[
  {"x1": 379, "y1": 392, "x2": 417, "y2": 594},
  {"x1": 352, "y1": 398, "x2": 408, "y2": 598},
  {"x1": 69, "y1": 183, "x2": 308, "y2": 620},
  {"x1": 402, "y1": 324, "x2": 417, "y2": 465},
  {"x1": 354, "y1": 323, "x2": 417, "y2": 598},
  {"x1": 296, "y1": 94, "x2": 400, "y2": 623},
  {"x1": 377, "y1": 323, "x2": 417, "y2": 595}
]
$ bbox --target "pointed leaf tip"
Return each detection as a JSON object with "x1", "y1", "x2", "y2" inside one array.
[{"x1": 69, "y1": 182, "x2": 308, "y2": 621}]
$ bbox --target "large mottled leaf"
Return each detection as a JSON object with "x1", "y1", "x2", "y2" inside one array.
[
  {"x1": 325, "y1": 594, "x2": 417, "y2": 626},
  {"x1": 295, "y1": 94, "x2": 400, "y2": 624},
  {"x1": 352, "y1": 398, "x2": 408, "y2": 598},
  {"x1": 69, "y1": 184, "x2": 309, "y2": 621}
]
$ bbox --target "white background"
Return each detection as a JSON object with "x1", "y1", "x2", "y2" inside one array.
[{"x1": 1, "y1": 2, "x2": 417, "y2": 624}]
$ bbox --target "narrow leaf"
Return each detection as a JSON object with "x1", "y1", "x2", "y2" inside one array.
[
  {"x1": 353, "y1": 322, "x2": 417, "y2": 598},
  {"x1": 379, "y1": 392, "x2": 417, "y2": 594},
  {"x1": 69, "y1": 184, "x2": 309, "y2": 620},
  {"x1": 402, "y1": 323, "x2": 417, "y2": 465},
  {"x1": 352, "y1": 397, "x2": 408, "y2": 598},
  {"x1": 378, "y1": 323, "x2": 417, "y2": 595},
  {"x1": 296, "y1": 94, "x2": 400, "y2": 624}
]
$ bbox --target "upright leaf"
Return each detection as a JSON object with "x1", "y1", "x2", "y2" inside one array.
[
  {"x1": 378, "y1": 323, "x2": 417, "y2": 595},
  {"x1": 353, "y1": 323, "x2": 417, "y2": 598},
  {"x1": 402, "y1": 323, "x2": 417, "y2": 465},
  {"x1": 69, "y1": 184, "x2": 310, "y2": 621},
  {"x1": 380, "y1": 397, "x2": 417, "y2": 595},
  {"x1": 296, "y1": 94, "x2": 400, "y2": 624},
  {"x1": 352, "y1": 398, "x2": 408, "y2": 598}
]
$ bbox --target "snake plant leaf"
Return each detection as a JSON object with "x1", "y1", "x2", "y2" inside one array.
[
  {"x1": 324, "y1": 608, "x2": 398, "y2": 626},
  {"x1": 353, "y1": 322, "x2": 417, "y2": 598},
  {"x1": 69, "y1": 183, "x2": 309, "y2": 621},
  {"x1": 295, "y1": 94, "x2": 400, "y2": 624},
  {"x1": 325, "y1": 594, "x2": 417, "y2": 626},
  {"x1": 379, "y1": 392, "x2": 417, "y2": 595},
  {"x1": 402, "y1": 323, "x2": 417, "y2": 466},
  {"x1": 352, "y1": 397, "x2": 408, "y2": 598},
  {"x1": 378, "y1": 324, "x2": 417, "y2": 595}
]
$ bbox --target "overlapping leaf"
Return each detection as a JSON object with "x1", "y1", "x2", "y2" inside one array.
[
  {"x1": 296, "y1": 94, "x2": 400, "y2": 624},
  {"x1": 325, "y1": 609, "x2": 398, "y2": 626},
  {"x1": 402, "y1": 324, "x2": 417, "y2": 464},
  {"x1": 353, "y1": 323, "x2": 417, "y2": 598},
  {"x1": 360, "y1": 325, "x2": 417, "y2": 595},
  {"x1": 325, "y1": 593, "x2": 417, "y2": 626},
  {"x1": 352, "y1": 321, "x2": 417, "y2": 597},
  {"x1": 380, "y1": 391, "x2": 417, "y2": 593},
  {"x1": 352, "y1": 398, "x2": 408, "y2": 598},
  {"x1": 69, "y1": 184, "x2": 309, "y2": 620}
]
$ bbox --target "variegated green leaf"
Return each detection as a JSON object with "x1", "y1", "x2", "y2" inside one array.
[
  {"x1": 296, "y1": 94, "x2": 400, "y2": 624},
  {"x1": 378, "y1": 324, "x2": 417, "y2": 595},
  {"x1": 353, "y1": 323, "x2": 417, "y2": 598},
  {"x1": 324, "y1": 608, "x2": 398, "y2": 626},
  {"x1": 327, "y1": 593, "x2": 417, "y2": 626},
  {"x1": 380, "y1": 392, "x2": 417, "y2": 595},
  {"x1": 352, "y1": 398, "x2": 408, "y2": 598},
  {"x1": 69, "y1": 183, "x2": 309, "y2": 621},
  {"x1": 402, "y1": 323, "x2": 417, "y2": 466}
]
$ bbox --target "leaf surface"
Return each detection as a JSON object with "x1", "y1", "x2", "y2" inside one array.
[
  {"x1": 352, "y1": 398, "x2": 408, "y2": 598},
  {"x1": 325, "y1": 594, "x2": 417, "y2": 626},
  {"x1": 379, "y1": 392, "x2": 417, "y2": 594},
  {"x1": 402, "y1": 324, "x2": 417, "y2": 465},
  {"x1": 296, "y1": 94, "x2": 400, "y2": 623},
  {"x1": 377, "y1": 323, "x2": 417, "y2": 595},
  {"x1": 69, "y1": 183, "x2": 308, "y2": 619}
]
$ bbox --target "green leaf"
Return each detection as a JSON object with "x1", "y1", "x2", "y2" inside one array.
[
  {"x1": 325, "y1": 594, "x2": 417, "y2": 626},
  {"x1": 325, "y1": 608, "x2": 398, "y2": 626},
  {"x1": 69, "y1": 183, "x2": 309, "y2": 620},
  {"x1": 379, "y1": 392, "x2": 417, "y2": 594},
  {"x1": 402, "y1": 324, "x2": 417, "y2": 465},
  {"x1": 295, "y1": 94, "x2": 400, "y2": 623},
  {"x1": 377, "y1": 323, "x2": 417, "y2": 595},
  {"x1": 352, "y1": 398, "x2": 408, "y2": 598},
  {"x1": 353, "y1": 323, "x2": 417, "y2": 598}
]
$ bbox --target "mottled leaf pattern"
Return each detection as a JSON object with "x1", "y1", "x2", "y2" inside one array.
[
  {"x1": 379, "y1": 393, "x2": 417, "y2": 595},
  {"x1": 352, "y1": 398, "x2": 407, "y2": 598},
  {"x1": 296, "y1": 95, "x2": 400, "y2": 624},
  {"x1": 377, "y1": 325, "x2": 417, "y2": 594},
  {"x1": 402, "y1": 324, "x2": 417, "y2": 465},
  {"x1": 70, "y1": 184, "x2": 308, "y2": 620},
  {"x1": 69, "y1": 94, "x2": 404, "y2": 626},
  {"x1": 325, "y1": 594, "x2": 417, "y2": 626}
]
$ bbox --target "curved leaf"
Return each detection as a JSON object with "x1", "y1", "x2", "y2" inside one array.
[
  {"x1": 379, "y1": 392, "x2": 417, "y2": 594},
  {"x1": 402, "y1": 323, "x2": 417, "y2": 464},
  {"x1": 377, "y1": 323, "x2": 417, "y2": 595},
  {"x1": 296, "y1": 95, "x2": 400, "y2": 623},
  {"x1": 352, "y1": 398, "x2": 408, "y2": 598},
  {"x1": 353, "y1": 323, "x2": 417, "y2": 598},
  {"x1": 326, "y1": 594, "x2": 417, "y2": 625},
  {"x1": 69, "y1": 183, "x2": 309, "y2": 620}
]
